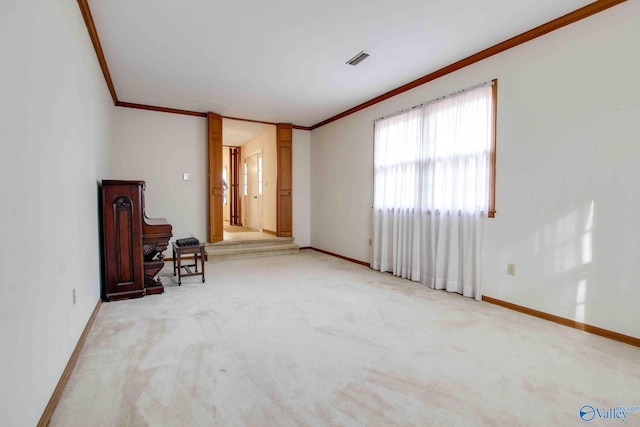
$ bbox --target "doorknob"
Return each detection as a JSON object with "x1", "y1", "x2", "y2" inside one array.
[{"x1": 253, "y1": 196, "x2": 258, "y2": 199}]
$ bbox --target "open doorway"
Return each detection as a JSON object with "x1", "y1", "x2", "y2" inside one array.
[
  {"x1": 222, "y1": 119, "x2": 276, "y2": 241},
  {"x1": 222, "y1": 145, "x2": 239, "y2": 227}
]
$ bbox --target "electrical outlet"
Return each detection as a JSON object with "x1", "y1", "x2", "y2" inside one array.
[
  {"x1": 507, "y1": 263, "x2": 516, "y2": 276},
  {"x1": 72, "y1": 288, "x2": 76, "y2": 305},
  {"x1": 369, "y1": 238, "x2": 372, "y2": 246}
]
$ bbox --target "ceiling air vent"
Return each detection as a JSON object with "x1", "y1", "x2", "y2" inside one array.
[{"x1": 346, "y1": 50, "x2": 371, "y2": 66}]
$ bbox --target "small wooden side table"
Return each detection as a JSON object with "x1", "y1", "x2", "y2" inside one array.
[{"x1": 172, "y1": 242, "x2": 206, "y2": 285}]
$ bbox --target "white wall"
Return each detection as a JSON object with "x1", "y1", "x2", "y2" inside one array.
[
  {"x1": 111, "y1": 114, "x2": 312, "y2": 247},
  {"x1": 310, "y1": 2, "x2": 640, "y2": 338},
  {"x1": 0, "y1": 1, "x2": 115, "y2": 425},
  {"x1": 293, "y1": 130, "x2": 311, "y2": 247},
  {"x1": 111, "y1": 108, "x2": 208, "y2": 244},
  {"x1": 311, "y1": 115, "x2": 374, "y2": 261}
]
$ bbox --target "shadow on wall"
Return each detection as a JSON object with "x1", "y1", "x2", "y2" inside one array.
[{"x1": 532, "y1": 200, "x2": 594, "y2": 323}]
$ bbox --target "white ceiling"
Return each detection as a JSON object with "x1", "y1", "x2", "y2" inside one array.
[
  {"x1": 222, "y1": 118, "x2": 274, "y2": 147},
  {"x1": 88, "y1": 0, "x2": 597, "y2": 128}
]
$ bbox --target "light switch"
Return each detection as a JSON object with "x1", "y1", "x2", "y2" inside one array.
[{"x1": 183, "y1": 173, "x2": 189, "y2": 181}]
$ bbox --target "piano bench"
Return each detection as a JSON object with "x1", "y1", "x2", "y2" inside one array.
[{"x1": 172, "y1": 242, "x2": 206, "y2": 285}]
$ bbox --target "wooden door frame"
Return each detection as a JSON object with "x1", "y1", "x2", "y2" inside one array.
[
  {"x1": 207, "y1": 112, "x2": 223, "y2": 243},
  {"x1": 229, "y1": 146, "x2": 241, "y2": 225},
  {"x1": 276, "y1": 124, "x2": 293, "y2": 237}
]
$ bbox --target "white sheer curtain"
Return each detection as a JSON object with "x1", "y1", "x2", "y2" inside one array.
[{"x1": 371, "y1": 82, "x2": 493, "y2": 300}]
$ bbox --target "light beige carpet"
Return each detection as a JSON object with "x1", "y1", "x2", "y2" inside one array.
[{"x1": 50, "y1": 251, "x2": 640, "y2": 426}]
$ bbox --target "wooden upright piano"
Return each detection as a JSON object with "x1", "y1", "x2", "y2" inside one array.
[{"x1": 100, "y1": 180, "x2": 173, "y2": 301}]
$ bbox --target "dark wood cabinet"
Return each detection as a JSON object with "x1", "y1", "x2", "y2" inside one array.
[{"x1": 100, "y1": 180, "x2": 172, "y2": 301}]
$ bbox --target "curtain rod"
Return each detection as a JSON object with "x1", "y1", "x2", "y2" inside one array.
[{"x1": 374, "y1": 80, "x2": 493, "y2": 123}]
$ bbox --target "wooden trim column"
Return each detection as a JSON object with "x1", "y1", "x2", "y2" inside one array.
[
  {"x1": 208, "y1": 113, "x2": 224, "y2": 243},
  {"x1": 276, "y1": 124, "x2": 293, "y2": 237}
]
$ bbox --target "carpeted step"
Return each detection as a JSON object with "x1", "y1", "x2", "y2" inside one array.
[{"x1": 205, "y1": 238, "x2": 299, "y2": 260}]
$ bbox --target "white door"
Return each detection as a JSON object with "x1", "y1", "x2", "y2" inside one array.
[{"x1": 245, "y1": 153, "x2": 261, "y2": 230}]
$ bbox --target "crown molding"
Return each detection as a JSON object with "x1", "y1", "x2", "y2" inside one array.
[{"x1": 77, "y1": 0, "x2": 626, "y2": 131}]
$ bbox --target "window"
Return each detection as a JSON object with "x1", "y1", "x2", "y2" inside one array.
[
  {"x1": 222, "y1": 166, "x2": 228, "y2": 205},
  {"x1": 371, "y1": 80, "x2": 497, "y2": 299},
  {"x1": 374, "y1": 80, "x2": 496, "y2": 217},
  {"x1": 243, "y1": 162, "x2": 248, "y2": 196},
  {"x1": 258, "y1": 156, "x2": 263, "y2": 195}
]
